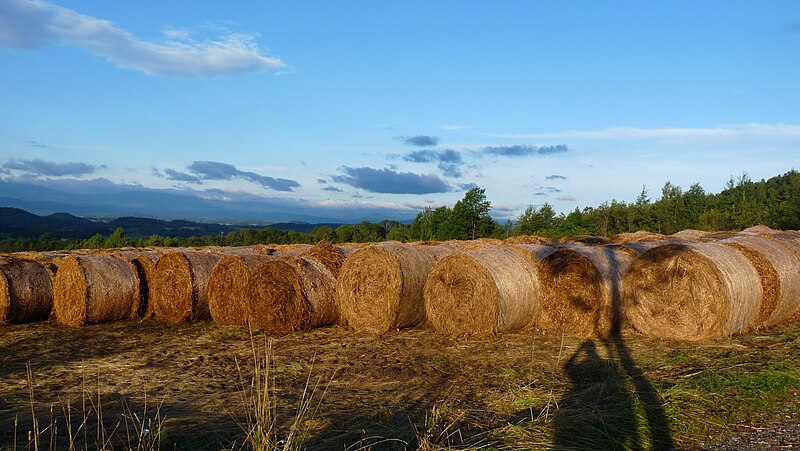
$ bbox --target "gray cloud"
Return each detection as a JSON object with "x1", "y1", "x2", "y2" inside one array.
[
  {"x1": 188, "y1": 161, "x2": 300, "y2": 192},
  {"x1": 534, "y1": 192, "x2": 547, "y2": 196},
  {"x1": 316, "y1": 178, "x2": 328, "y2": 184},
  {"x1": 3, "y1": 158, "x2": 99, "y2": 176},
  {"x1": 458, "y1": 182, "x2": 479, "y2": 191},
  {"x1": 545, "y1": 186, "x2": 561, "y2": 193},
  {"x1": 404, "y1": 149, "x2": 464, "y2": 178},
  {"x1": 332, "y1": 167, "x2": 451, "y2": 194},
  {"x1": 546, "y1": 174, "x2": 567, "y2": 180},
  {"x1": 482, "y1": 144, "x2": 568, "y2": 157},
  {"x1": 165, "y1": 169, "x2": 202, "y2": 184},
  {"x1": 27, "y1": 141, "x2": 48, "y2": 148},
  {"x1": 557, "y1": 195, "x2": 577, "y2": 201},
  {"x1": 402, "y1": 135, "x2": 439, "y2": 147},
  {"x1": 322, "y1": 185, "x2": 343, "y2": 192},
  {"x1": 0, "y1": 0, "x2": 283, "y2": 78}
]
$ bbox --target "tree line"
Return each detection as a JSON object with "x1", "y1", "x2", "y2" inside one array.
[{"x1": 2, "y1": 170, "x2": 798, "y2": 253}]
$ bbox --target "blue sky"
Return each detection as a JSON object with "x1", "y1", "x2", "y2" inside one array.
[{"x1": 1, "y1": 1, "x2": 799, "y2": 222}]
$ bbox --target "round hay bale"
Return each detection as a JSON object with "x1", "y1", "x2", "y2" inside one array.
[
  {"x1": 559, "y1": 235, "x2": 611, "y2": 245},
  {"x1": 622, "y1": 242, "x2": 762, "y2": 341},
  {"x1": 300, "y1": 241, "x2": 346, "y2": 276},
  {"x1": 671, "y1": 229, "x2": 707, "y2": 240},
  {"x1": 0, "y1": 259, "x2": 53, "y2": 324},
  {"x1": 336, "y1": 242, "x2": 455, "y2": 334},
  {"x1": 244, "y1": 256, "x2": 337, "y2": 334},
  {"x1": 700, "y1": 231, "x2": 741, "y2": 241},
  {"x1": 721, "y1": 235, "x2": 800, "y2": 327},
  {"x1": 208, "y1": 254, "x2": 275, "y2": 325},
  {"x1": 115, "y1": 250, "x2": 161, "y2": 319},
  {"x1": 504, "y1": 235, "x2": 552, "y2": 245},
  {"x1": 612, "y1": 231, "x2": 667, "y2": 243},
  {"x1": 53, "y1": 255, "x2": 140, "y2": 327},
  {"x1": 150, "y1": 251, "x2": 221, "y2": 323},
  {"x1": 524, "y1": 244, "x2": 633, "y2": 337},
  {"x1": 425, "y1": 246, "x2": 541, "y2": 336},
  {"x1": 743, "y1": 225, "x2": 775, "y2": 234}
]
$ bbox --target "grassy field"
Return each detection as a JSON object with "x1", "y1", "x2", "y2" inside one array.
[{"x1": 1, "y1": 320, "x2": 799, "y2": 450}]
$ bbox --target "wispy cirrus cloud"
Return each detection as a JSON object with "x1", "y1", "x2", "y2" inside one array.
[
  {"x1": 404, "y1": 149, "x2": 465, "y2": 178},
  {"x1": 0, "y1": 0, "x2": 283, "y2": 77},
  {"x1": 482, "y1": 144, "x2": 568, "y2": 157},
  {"x1": 546, "y1": 174, "x2": 567, "y2": 180},
  {"x1": 492, "y1": 123, "x2": 800, "y2": 140},
  {"x1": 2, "y1": 158, "x2": 101, "y2": 177},
  {"x1": 187, "y1": 161, "x2": 300, "y2": 192},
  {"x1": 332, "y1": 166, "x2": 451, "y2": 194}
]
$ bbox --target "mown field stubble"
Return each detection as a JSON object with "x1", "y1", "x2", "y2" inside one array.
[{"x1": 2, "y1": 319, "x2": 800, "y2": 450}]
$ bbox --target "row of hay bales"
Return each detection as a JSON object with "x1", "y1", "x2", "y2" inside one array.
[{"x1": 2, "y1": 226, "x2": 800, "y2": 341}]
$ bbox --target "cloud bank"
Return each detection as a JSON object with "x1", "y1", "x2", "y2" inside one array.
[
  {"x1": 332, "y1": 167, "x2": 451, "y2": 194},
  {"x1": 0, "y1": 0, "x2": 283, "y2": 77},
  {"x1": 3, "y1": 158, "x2": 100, "y2": 176},
  {"x1": 402, "y1": 135, "x2": 439, "y2": 147},
  {"x1": 186, "y1": 161, "x2": 300, "y2": 191},
  {"x1": 404, "y1": 149, "x2": 464, "y2": 178},
  {"x1": 482, "y1": 144, "x2": 568, "y2": 157}
]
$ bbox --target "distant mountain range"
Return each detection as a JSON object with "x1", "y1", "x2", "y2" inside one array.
[{"x1": 0, "y1": 207, "x2": 344, "y2": 239}]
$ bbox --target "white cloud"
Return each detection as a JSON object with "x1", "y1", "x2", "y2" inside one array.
[
  {"x1": 493, "y1": 123, "x2": 800, "y2": 141},
  {"x1": 0, "y1": 0, "x2": 284, "y2": 77}
]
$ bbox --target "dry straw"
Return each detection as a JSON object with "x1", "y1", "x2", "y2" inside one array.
[
  {"x1": 53, "y1": 255, "x2": 140, "y2": 327},
  {"x1": 425, "y1": 245, "x2": 541, "y2": 336},
  {"x1": 504, "y1": 235, "x2": 552, "y2": 245},
  {"x1": 0, "y1": 258, "x2": 53, "y2": 324},
  {"x1": 208, "y1": 254, "x2": 275, "y2": 325},
  {"x1": 671, "y1": 229, "x2": 708, "y2": 240},
  {"x1": 721, "y1": 235, "x2": 800, "y2": 327},
  {"x1": 150, "y1": 250, "x2": 221, "y2": 323},
  {"x1": 244, "y1": 255, "x2": 338, "y2": 334},
  {"x1": 336, "y1": 242, "x2": 455, "y2": 334},
  {"x1": 522, "y1": 243, "x2": 634, "y2": 337},
  {"x1": 299, "y1": 241, "x2": 347, "y2": 276},
  {"x1": 612, "y1": 231, "x2": 667, "y2": 243},
  {"x1": 115, "y1": 249, "x2": 161, "y2": 319},
  {"x1": 622, "y1": 241, "x2": 762, "y2": 341},
  {"x1": 559, "y1": 235, "x2": 612, "y2": 245}
]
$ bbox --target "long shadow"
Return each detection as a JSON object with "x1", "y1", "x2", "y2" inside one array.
[{"x1": 553, "y1": 246, "x2": 674, "y2": 450}]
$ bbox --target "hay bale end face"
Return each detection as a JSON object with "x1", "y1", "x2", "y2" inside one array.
[
  {"x1": 208, "y1": 254, "x2": 274, "y2": 325},
  {"x1": 0, "y1": 259, "x2": 53, "y2": 325},
  {"x1": 425, "y1": 246, "x2": 540, "y2": 336},
  {"x1": 53, "y1": 255, "x2": 139, "y2": 327},
  {"x1": 245, "y1": 260, "x2": 307, "y2": 334},
  {"x1": 525, "y1": 244, "x2": 633, "y2": 337},
  {"x1": 115, "y1": 250, "x2": 161, "y2": 319},
  {"x1": 151, "y1": 251, "x2": 221, "y2": 323},
  {"x1": 722, "y1": 235, "x2": 800, "y2": 327},
  {"x1": 336, "y1": 242, "x2": 455, "y2": 334},
  {"x1": 622, "y1": 242, "x2": 762, "y2": 341}
]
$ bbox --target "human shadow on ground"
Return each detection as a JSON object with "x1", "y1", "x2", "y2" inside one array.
[{"x1": 553, "y1": 246, "x2": 675, "y2": 450}]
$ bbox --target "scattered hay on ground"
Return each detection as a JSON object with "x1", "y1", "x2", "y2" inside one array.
[
  {"x1": 622, "y1": 242, "x2": 762, "y2": 341},
  {"x1": 425, "y1": 245, "x2": 541, "y2": 336},
  {"x1": 53, "y1": 255, "x2": 139, "y2": 327}
]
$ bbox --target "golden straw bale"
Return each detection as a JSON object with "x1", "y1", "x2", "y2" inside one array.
[
  {"x1": 114, "y1": 249, "x2": 162, "y2": 319},
  {"x1": 671, "y1": 229, "x2": 708, "y2": 240},
  {"x1": 524, "y1": 243, "x2": 633, "y2": 337},
  {"x1": 743, "y1": 225, "x2": 775, "y2": 235},
  {"x1": 504, "y1": 235, "x2": 552, "y2": 245},
  {"x1": 612, "y1": 231, "x2": 667, "y2": 243},
  {"x1": 244, "y1": 255, "x2": 337, "y2": 334},
  {"x1": 721, "y1": 235, "x2": 800, "y2": 327},
  {"x1": 300, "y1": 241, "x2": 347, "y2": 276},
  {"x1": 0, "y1": 259, "x2": 53, "y2": 324},
  {"x1": 337, "y1": 242, "x2": 456, "y2": 334},
  {"x1": 559, "y1": 235, "x2": 611, "y2": 245},
  {"x1": 622, "y1": 242, "x2": 762, "y2": 341},
  {"x1": 53, "y1": 255, "x2": 140, "y2": 327},
  {"x1": 425, "y1": 245, "x2": 541, "y2": 336},
  {"x1": 208, "y1": 254, "x2": 275, "y2": 325},
  {"x1": 150, "y1": 250, "x2": 221, "y2": 323}
]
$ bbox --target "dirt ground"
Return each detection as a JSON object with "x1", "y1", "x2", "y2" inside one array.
[{"x1": 1, "y1": 320, "x2": 799, "y2": 450}]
